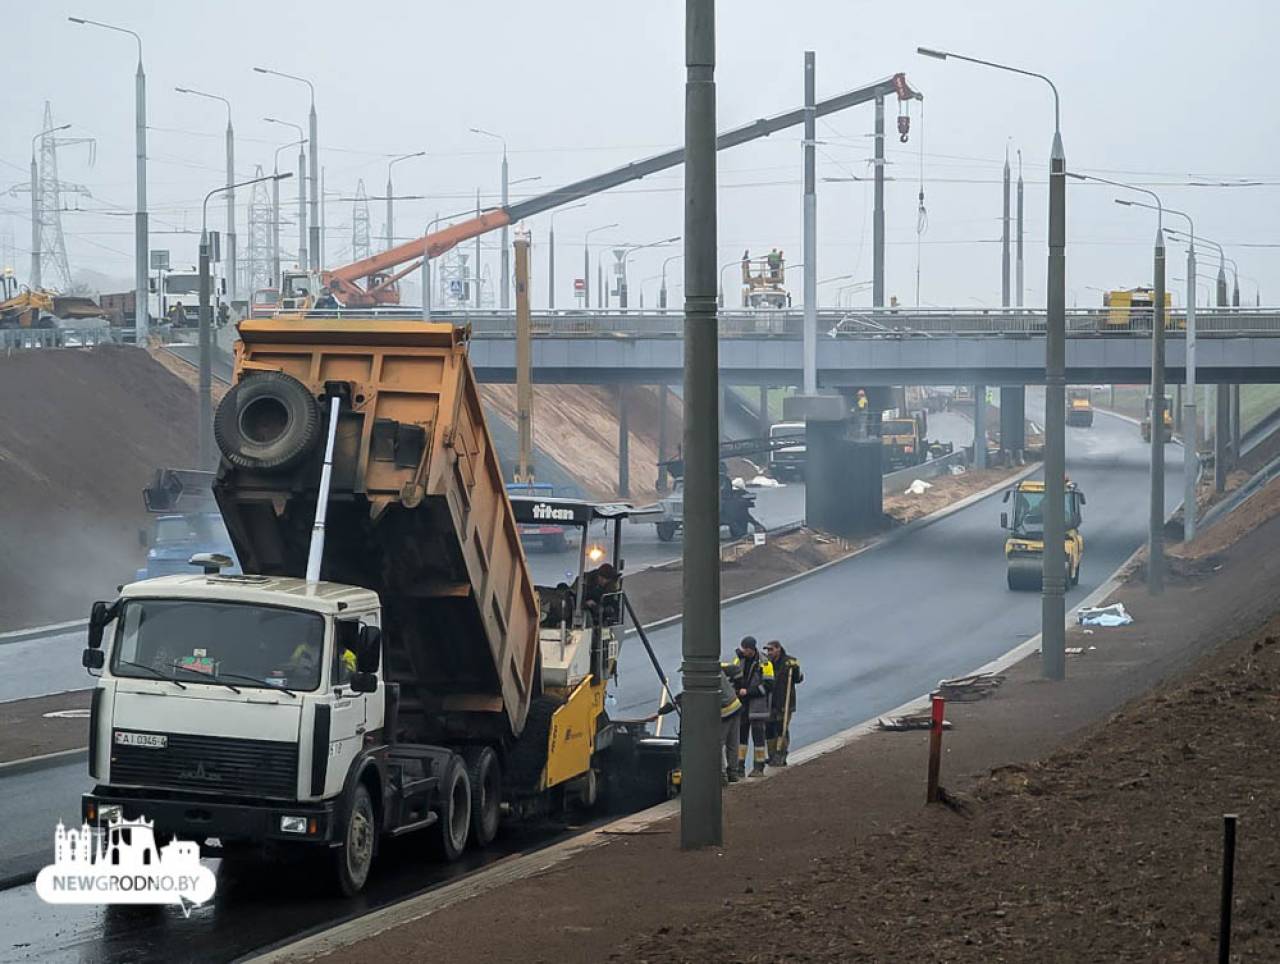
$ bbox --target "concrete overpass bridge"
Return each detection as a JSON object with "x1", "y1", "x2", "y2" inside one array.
[{"x1": 452, "y1": 306, "x2": 1280, "y2": 386}]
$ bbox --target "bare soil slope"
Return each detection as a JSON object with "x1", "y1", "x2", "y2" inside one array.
[
  {"x1": 0, "y1": 345, "x2": 198, "y2": 629},
  {"x1": 481, "y1": 384, "x2": 680, "y2": 502}
]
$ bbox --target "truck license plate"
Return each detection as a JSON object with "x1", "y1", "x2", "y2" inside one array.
[{"x1": 114, "y1": 731, "x2": 167, "y2": 749}]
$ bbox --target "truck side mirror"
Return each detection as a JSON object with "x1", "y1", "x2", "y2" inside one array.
[
  {"x1": 87, "y1": 600, "x2": 111, "y2": 650},
  {"x1": 1077, "y1": 492, "x2": 1086, "y2": 505},
  {"x1": 82, "y1": 649, "x2": 105, "y2": 670},
  {"x1": 349, "y1": 671, "x2": 377, "y2": 693},
  {"x1": 999, "y1": 512, "x2": 1008, "y2": 529},
  {"x1": 357, "y1": 626, "x2": 382, "y2": 673}
]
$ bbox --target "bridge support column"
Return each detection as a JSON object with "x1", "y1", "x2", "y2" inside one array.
[
  {"x1": 656, "y1": 384, "x2": 670, "y2": 493},
  {"x1": 758, "y1": 385, "x2": 770, "y2": 437},
  {"x1": 786, "y1": 394, "x2": 881, "y2": 537},
  {"x1": 617, "y1": 386, "x2": 630, "y2": 498},
  {"x1": 972, "y1": 384, "x2": 988, "y2": 469},
  {"x1": 1231, "y1": 384, "x2": 1241, "y2": 468},
  {"x1": 999, "y1": 386, "x2": 1026, "y2": 461},
  {"x1": 1215, "y1": 383, "x2": 1229, "y2": 493}
]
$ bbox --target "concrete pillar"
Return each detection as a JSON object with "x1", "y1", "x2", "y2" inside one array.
[
  {"x1": 973, "y1": 384, "x2": 987, "y2": 469},
  {"x1": 757, "y1": 385, "x2": 770, "y2": 438},
  {"x1": 1174, "y1": 383, "x2": 1183, "y2": 434},
  {"x1": 718, "y1": 384, "x2": 727, "y2": 441},
  {"x1": 656, "y1": 384, "x2": 669, "y2": 493},
  {"x1": 617, "y1": 386, "x2": 630, "y2": 498},
  {"x1": 1215, "y1": 383, "x2": 1229, "y2": 493},
  {"x1": 1231, "y1": 384, "x2": 1241, "y2": 467},
  {"x1": 999, "y1": 386, "x2": 1026, "y2": 458}
]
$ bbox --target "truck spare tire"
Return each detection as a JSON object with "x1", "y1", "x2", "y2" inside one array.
[{"x1": 214, "y1": 371, "x2": 321, "y2": 471}]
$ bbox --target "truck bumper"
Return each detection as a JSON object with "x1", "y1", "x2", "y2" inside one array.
[{"x1": 83, "y1": 788, "x2": 339, "y2": 849}]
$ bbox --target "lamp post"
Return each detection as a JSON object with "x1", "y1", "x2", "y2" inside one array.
[
  {"x1": 270, "y1": 135, "x2": 306, "y2": 285},
  {"x1": 69, "y1": 16, "x2": 148, "y2": 343},
  {"x1": 176, "y1": 87, "x2": 236, "y2": 301},
  {"x1": 620, "y1": 236, "x2": 681, "y2": 308},
  {"x1": 255, "y1": 68, "x2": 318, "y2": 272},
  {"x1": 265, "y1": 118, "x2": 307, "y2": 272},
  {"x1": 547, "y1": 203, "x2": 586, "y2": 309},
  {"x1": 386, "y1": 151, "x2": 426, "y2": 252},
  {"x1": 1078, "y1": 173, "x2": 1166, "y2": 594},
  {"x1": 919, "y1": 45, "x2": 1068, "y2": 680},
  {"x1": 386, "y1": 152, "x2": 426, "y2": 253},
  {"x1": 1119, "y1": 200, "x2": 1198, "y2": 542},
  {"x1": 29, "y1": 122, "x2": 70, "y2": 289},
  {"x1": 200, "y1": 171, "x2": 291, "y2": 466},
  {"x1": 420, "y1": 208, "x2": 476, "y2": 318},
  {"x1": 660, "y1": 254, "x2": 684, "y2": 309},
  {"x1": 583, "y1": 223, "x2": 618, "y2": 310},
  {"x1": 470, "y1": 128, "x2": 510, "y2": 308}
]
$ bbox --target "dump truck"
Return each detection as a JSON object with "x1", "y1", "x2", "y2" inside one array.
[
  {"x1": 1066, "y1": 389, "x2": 1094, "y2": 427},
  {"x1": 1140, "y1": 393, "x2": 1174, "y2": 443},
  {"x1": 80, "y1": 315, "x2": 677, "y2": 897},
  {"x1": 880, "y1": 413, "x2": 929, "y2": 470},
  {"x1": 1000, "y1": 479, "x2": 1085, "y2": 591}
]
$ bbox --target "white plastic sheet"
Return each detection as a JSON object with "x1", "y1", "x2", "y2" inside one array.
[{"x1": 1077, "y1": 602, "x2": 1133, "y2": 627}]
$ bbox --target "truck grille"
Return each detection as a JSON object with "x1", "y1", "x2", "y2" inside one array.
[{"x1": 110, "y1": 731, "x2": 298, "y2": 800}]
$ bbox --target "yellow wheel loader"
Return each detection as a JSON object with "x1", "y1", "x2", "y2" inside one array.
[{"x1": 1000, "y1": 479, "x2": 1086, "y2": 591}]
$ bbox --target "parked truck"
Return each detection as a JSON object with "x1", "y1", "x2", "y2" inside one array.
[{"x1": 80, "y1": 315, "x2": 677, "y2": 896}]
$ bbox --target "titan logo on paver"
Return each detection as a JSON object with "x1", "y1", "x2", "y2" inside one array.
[
  {"x1": 35, "y1": 815, "x2": 216, "y2": 916},
  {"x1": 531, "y1": 502, "x2": 574, "y2": 521}
]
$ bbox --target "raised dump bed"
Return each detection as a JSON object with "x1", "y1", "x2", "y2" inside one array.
[{"x1": 212, "y1": 317, "x2": 539, "y2": 741}]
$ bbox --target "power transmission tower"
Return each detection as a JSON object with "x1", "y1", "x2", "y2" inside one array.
[
  {"x1": 9, "y1": 103, "x2": 94, "y2": 290},
  {"x1": 244, "y1": 165, "x2": 275, "y2": 295},
  {"x1": 351, "y1": 180, "x2": 371, "y2": 262}
]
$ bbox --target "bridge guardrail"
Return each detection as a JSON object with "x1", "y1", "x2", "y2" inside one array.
[{"x1": 0, "y1": 326, "x2": 132, "y2": 352}]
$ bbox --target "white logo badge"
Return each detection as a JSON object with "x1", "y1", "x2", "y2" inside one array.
[{"x1": 36, "y1": 816, "x2": 216, "y2": 916}]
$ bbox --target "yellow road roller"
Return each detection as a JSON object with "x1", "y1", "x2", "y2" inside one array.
[{"x1": 1000, "y1": 479, "x2": 1086, "y2": 591}]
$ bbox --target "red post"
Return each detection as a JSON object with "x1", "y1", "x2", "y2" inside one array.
[{"x1": 926, "y1": 693, "x2": 945, "y2": 804}]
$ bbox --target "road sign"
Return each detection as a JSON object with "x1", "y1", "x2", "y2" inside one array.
[
  {"x1": 150, "y1": 250, "x2": 170, "y2": 271},
  {"x1": 573, "y1": 278, "x2": 585, "y2": 292},
  {"x1": 449, "y1": 279, "x2": 464, "y2": 298}
]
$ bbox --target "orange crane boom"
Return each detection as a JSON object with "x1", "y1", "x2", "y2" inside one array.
[{"x1": 323, "y1": 73, "x2": 921, "y2": 309}]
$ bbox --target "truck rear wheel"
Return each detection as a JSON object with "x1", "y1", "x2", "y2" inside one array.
[
  {"x1": 431, "y1": 755, "x2": 472, "y2": 862},
  {"x1": 464, "y1": 746, "x2": 502, "y2": 848},
  {"x1": 333, "y1": 783, "x2": 376, "y2": 896},
  {"x1": 656, "y1": 522, "x2": 678, "y2": 542},
  {"x1": 214, "y1": 371, "x2": 321, "y2": 472}
]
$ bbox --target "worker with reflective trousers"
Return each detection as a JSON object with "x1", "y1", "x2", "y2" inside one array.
[{"x1": 729, "y1": 636, "x2": 774, "y2": 777}]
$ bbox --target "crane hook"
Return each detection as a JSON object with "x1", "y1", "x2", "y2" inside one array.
[{"x1": 897, "y1": 114, "x2": 911, "y2": 144}]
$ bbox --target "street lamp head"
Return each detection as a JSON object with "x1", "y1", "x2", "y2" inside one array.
[
  {"x1": 175, "y1": 86, "x2": 191, "y2": 94},
  {"x1": 1114, "y1": 198, "x2": 1133, "y2": 207},
  {"x1": 253, "y1": 66, "x2": 268, "y2": 74},
  {"x1": 274, "y1": 172, "x2": 294, "y2": 182},
  {"x1": 916, "y1": 47, "x2": 948, "y2": 60},
  {"x1": 68, "y1": 16, "x2": 86, "y2": 24}
]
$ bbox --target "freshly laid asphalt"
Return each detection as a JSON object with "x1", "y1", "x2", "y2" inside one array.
[{"x1": 0, "y1": 404, "x2": 1180, "y2": 964}]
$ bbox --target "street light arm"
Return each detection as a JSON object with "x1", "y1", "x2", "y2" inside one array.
[
  {"x1": 387, "y1": 150, "x2": 427, "y2": 180},
  {"x1": 69, "y1": 17, "x2": 142, "y2": 61},
  {"x1": 255, "y1": 67, "x2": 314, "y2": 103},
  {"x1": 470, "y1": 128, "x2": 508, "y2": 155},
  {"x1": 175, "y1": 87, "x2": 232, "y2": 123},
  {"x1": 1069, "y1": 171, "x2": 1161, "y2": 231},
  {"x1": 32, "y1": 124, "x2": 72, "y2": 154},
  {"x1": 204, "y1": 173, "x2": 291, "y2": 231},
  {"x1": 917, "y1": 47, "x2": 1059, "y2": 132}
]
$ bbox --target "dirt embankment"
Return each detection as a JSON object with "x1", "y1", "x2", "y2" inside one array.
[
  {"x1": 481, "y1": 384, "x2": 681, "y2": 502},
  {"x1": 0, "y1": 345, "x2": 199, "y2": 629}
]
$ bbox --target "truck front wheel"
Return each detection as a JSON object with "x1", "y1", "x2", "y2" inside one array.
[
  {"x1": 432, "y1": 755, "x2": 472, "y2": 862},
  {"x1": 656, "y1": 522, "x2": 678, "y2": 542},
  {"x1": 334, "y1": 783, "x2": 377, "y2": 896}
]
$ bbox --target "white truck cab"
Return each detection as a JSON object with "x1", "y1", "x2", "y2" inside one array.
[{"x1": 82, "y1": 572, "x2": 387, "y2": 886}]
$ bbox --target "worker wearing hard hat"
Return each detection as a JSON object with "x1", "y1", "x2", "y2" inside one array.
[
  {"x1": 729, "y1": 636, "x2": 774, "y2": 777},
  {"x1": 855, "y1": 388, "x2": 869, "y2": 411}
]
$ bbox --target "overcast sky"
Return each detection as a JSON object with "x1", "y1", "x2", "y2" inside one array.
[{"x1": 3, "y1": 0, "x2": 1276, "y2": 308}]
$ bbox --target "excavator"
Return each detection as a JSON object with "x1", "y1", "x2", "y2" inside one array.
[
  {"x1": 0, "y1": 270, "x2": 101, "y2": 329},
  {"x1": 1000, "y1": 478, "x2": 1086, "y2": 591},
  {"x1": 283, "y1": 73, "x2": 922, "y2": 310}
]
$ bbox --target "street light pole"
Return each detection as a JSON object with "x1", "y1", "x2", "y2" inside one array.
[
  {"x1": 919, "y1": 45, "x2": 1068, "y2": 680},
  {"x1": 29, "y1": 123, "x2": 70, "y2": 289},
  {"x1": 200, "y1": 171, "x2": 291, "y2": 466},
  {"x1": 271, "y1": 136, "x2": 305, "y2": 286},
  {"x1": 69, "y1": 17, "x2": 148, "y2": 343},
  {"x1": 1121, "y1": 203, "x2": 1198, "y2": 542},
  {"x1": 265, "y1": 118, "x2": 307, "y2": 271},
  {"x1": 386, "y1": 151, "x2": 426, "y2": 252},
  {"x1": 583, "y1": 224, "x2": 618, "y2": 310},
  {"x1": 621, "y1": 237, "x2": 682, "y2": 309},
  {"x1": 802, "y1": 50, "x2": 818, "y2": 394},
  {"x1": 1016, "y1": 150, "x2": 1025, "y2": 308},
  {"x1": 256, "y1": 68, "x2": 318, "y2": 271},
  {"x1": 682, "y1": 0, "x2": 722, "y2": 849},
  {"x1": 661, "y1": 254, "x2": 683, "y2": 309},
  {"x1": 470, "y1": 129, "x2": 510, "y2": 308},
  {"x1": 1076, "y1": 173, "x2": 1167, "y2": 595},
  {"x1": 176, "y1": 88, "x2": 236, "y2": 302},
  {"x1": 547, "y1": 203, "x2": 586, "y2": 309}
]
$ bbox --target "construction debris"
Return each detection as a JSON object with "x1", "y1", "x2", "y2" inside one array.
[
  {"x1": 935, "y1": 673, "x2": 1005, "y2": 702},
  {"x1": 1077, "y1": 603, "x2": 1134, "y2": 627},
  {"x1": 877, "y1": 713, "x2": 953, "y2": 732},
  {"x1": 905, "y1": 479, "x2": 933, "y2": 495}
]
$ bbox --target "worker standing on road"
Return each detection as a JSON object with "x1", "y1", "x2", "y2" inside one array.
[
  {"x1": 763, "y1": 640, "x2": 803, "y2": 766},
  {"x1": 730, "y1": 636, "x2": 774, "y2": 777},
  {"x1": 719, "y1": 663, "x2": 743, "y2": 784}
]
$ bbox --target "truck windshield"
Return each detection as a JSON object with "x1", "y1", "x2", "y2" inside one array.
[
  {"x1": 111, "y1": 599, "x2": 325, "y2": 692},
  {"x1": 882, "y1": 420, "x2": 915, "y2": 436},
  {"x1": 166, "y1": 275, "x2": 201, "y2": 296},
  {"x1": 153, "y1": 514, "x2": 231, "y2": 546}
]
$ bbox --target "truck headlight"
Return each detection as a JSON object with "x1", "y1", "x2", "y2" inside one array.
[
  {"x1": 279, "y1": 815, "x2": 308, "y2": 834},
  {"x1": 98, "y1": 804, "x2": 123, "y2": 824}
]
